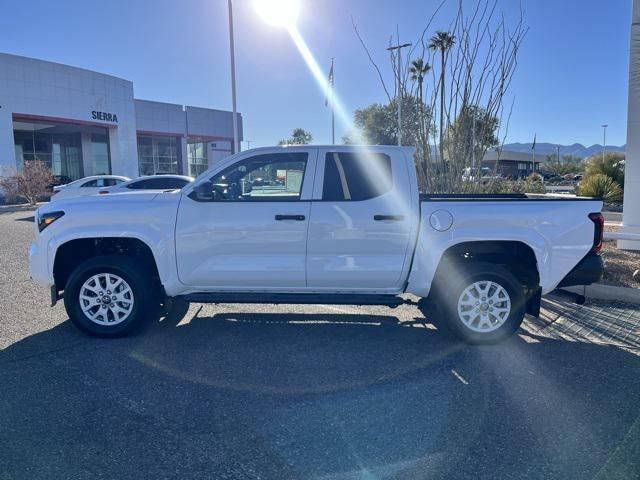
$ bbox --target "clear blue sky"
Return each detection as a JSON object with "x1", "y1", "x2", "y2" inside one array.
[{"x1": 0, "y1": 0, "x2": 631, "y2": 148}]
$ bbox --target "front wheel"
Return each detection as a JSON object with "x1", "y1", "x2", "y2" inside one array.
[
  {"x1": 430, "y1": 262, "x2": 526, "y2": 344},
  {"x1": 64, "y1": 255, "x2": 156, "y2": 337}
]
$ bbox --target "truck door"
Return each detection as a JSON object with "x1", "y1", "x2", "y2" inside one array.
[
  {"x1": 306, "y1": 148, "x2": 417, "y2": 291},
  {"x1": 175, "y1": 149, "x2": 316, "y2": 289}
]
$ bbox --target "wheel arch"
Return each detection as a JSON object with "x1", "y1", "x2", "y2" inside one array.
[
  {"x1": 53, "y1": 237, "x2": 161, "y2": 293},
  {"x1": 426, "y1": 240, "x2": 542, "y2": 317},
  {"x1": 433, "y1": 240, "x2": 540, "y2": 288}
]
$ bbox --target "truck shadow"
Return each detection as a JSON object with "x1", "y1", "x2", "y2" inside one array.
[{"x1": 1, "y1": 305, "x2": 639, "y2": 479}]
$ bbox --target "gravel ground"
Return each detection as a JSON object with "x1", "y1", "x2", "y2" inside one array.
[
  {"x1": 1, "y1": 210, "x2": 639, "y2": 479},
  {"x1": 601, "y1": 240, "x2": 640, "y2": 287},
  {"x1": 601, "y1": 223, "x2": 640, "y2": 287}
]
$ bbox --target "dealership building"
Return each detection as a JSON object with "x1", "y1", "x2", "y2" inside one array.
[{"x1": 0, "y1": 52, "x2": 242, "y2": 181}]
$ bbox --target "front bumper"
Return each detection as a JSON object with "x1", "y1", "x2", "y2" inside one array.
[
  {"x1": 29, "y1": 241, "x2": 53, "y2": 287},
  {"x1": 557, "y1": 253, "x2": 604, "y2": 288}
]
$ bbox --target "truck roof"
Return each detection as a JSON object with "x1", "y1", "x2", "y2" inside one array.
[{"x1": 242, "y1": 145, "x2": 415, "y2": 152}]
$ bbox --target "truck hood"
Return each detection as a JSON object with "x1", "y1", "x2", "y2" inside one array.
[
  {"x1": 36, "y1": 190, "x2": 182, "y2": 242},
  {"x1": 38, "y1": 190, "x2": 166, "y2": 215}
]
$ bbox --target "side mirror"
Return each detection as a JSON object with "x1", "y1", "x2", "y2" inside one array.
[{"x1": 190, "y1": 181, "x2": 214, "y2": 201}]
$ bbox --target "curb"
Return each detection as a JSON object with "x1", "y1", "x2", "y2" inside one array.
[
  {"x1": 0, "y1": 203, "x2": 41, "y2": 214},
  {"x1": 562, "y1": 284, "x2": 640, "y2": 305}
]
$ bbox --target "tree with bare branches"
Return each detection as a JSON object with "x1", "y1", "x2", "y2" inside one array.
[
  {"x1": 352, "y1": 0, "x2": 528, "y2": 193},
  {"x1": 0, "y1": 161, "x2": 54, "y2": 205}
]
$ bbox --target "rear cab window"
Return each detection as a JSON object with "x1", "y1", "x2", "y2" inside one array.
[{"x1": 321, "y1": 151, "x2": 392, "y2": 201}]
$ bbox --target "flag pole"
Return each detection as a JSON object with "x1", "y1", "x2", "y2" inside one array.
[
  {"x1": 330, "y1": 58, "x2": 335, "y2": 145},
  {"x1": 531, "y1": 133, "x2": 536, "y2": 173}
]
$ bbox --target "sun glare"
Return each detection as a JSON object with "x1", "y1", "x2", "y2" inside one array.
[
  {"x1": 254, "y1": 0, "x2": 412, "y2": 228},
  {"x1": 253, "y1": 0, "x2": 300, "y2": 27}
]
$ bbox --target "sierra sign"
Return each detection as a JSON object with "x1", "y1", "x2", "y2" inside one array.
[{"x1": 91, "y1": 111, "x2": 118, "y2": 123}]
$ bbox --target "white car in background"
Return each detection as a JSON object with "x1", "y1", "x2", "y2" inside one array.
[
  {"x1": 98, "y1": 175, "x2": 194, "y2": 194},
  {"x1": 51, "y1": 175, "x2": 130, "y2": 202}
]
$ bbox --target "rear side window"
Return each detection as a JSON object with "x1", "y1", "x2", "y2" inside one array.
[
  {"x1": 82, "y1": 178, "x2": 115, "y2": 187},
  {"x1": 152, "y1": 178, "x2": 189, "y2": 189},
  {"x1": 129, "y1": 178, "x2": 188, "y2": 189},
  {"x1": 322, "y1": 152, "x2": 392, "y2": 201},
  {"x1": 126, "y1": 180, "x2": 149, "y2": 189}
]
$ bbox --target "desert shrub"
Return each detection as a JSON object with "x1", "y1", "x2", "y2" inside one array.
[
  {"x1": 479, "y1": 175, "x2": 545, "y2": 194},
  {"x1": 577, "y1": 173, "x2": 623, "y2": 202},
  {"x1": 0, "y1": 161, "x2": 54, "y2": 205},
  {"x1": 584, "y1": 152, "x2": 625, "y2": 187}
]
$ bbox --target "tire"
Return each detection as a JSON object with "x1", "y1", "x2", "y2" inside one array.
[
  {"x1": 63, "y1": 255, "x2": 157, "y2": 337},
  {"x1": 430, "y1": 262, "x2": 526, "y2": 344}
]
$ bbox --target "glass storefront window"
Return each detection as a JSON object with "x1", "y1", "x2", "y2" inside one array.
[
  {"x1": 136, "y1": 135, "x2": 181, "y2": 175},
  {"x1": 91, "y1": 133, "x2": 111, "y2": 175},
  {"x1": 13, "y1": 129, "x2": 83, "y2": 180},
  {"x1": 13, "y1": 120, "x2": 110, "y2": 181},
  {"x1": 187, "y1": 140, "x2": 208, "y2": 177}
]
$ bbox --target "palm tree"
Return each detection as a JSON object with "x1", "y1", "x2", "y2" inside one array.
[
  {"x1": 410, "y1": 58, "x2": 431, "y2": 169},
  {"x1": 429, "y1": 31, "x2": 455, "y2": 161},
  {"x1": 409, "y1": 58, "x2": 431, "y2": 104}
]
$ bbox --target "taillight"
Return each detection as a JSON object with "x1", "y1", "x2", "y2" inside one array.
[{"x1": 589, "y1": 212, "x2": 604, "y2": 253}]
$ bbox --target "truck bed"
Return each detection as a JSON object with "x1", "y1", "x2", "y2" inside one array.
[{"x1": 420, "y1": 193, "x2": 598, "y2": 202}]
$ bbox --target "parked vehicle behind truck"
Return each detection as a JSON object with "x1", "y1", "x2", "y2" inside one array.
[{"x1": 29, "y1": 146, "x2": 604, "y2": 343}]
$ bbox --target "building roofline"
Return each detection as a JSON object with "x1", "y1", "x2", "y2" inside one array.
[
  {"x1": 184, "y1": 105, "x2": 243, "y2": 116},
  {"x1": 134, "y1": 98, "x2": 185, "y2": 109},
  {"x1": 0, "y1": 51, "x2": 132, "y2": 84}
]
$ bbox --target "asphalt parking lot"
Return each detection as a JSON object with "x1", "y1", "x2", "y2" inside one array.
[{"x1": 1, "y1": 209, "x2": 639, "y2": 480}]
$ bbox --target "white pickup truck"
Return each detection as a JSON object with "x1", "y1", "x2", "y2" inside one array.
[{"x1": 29, "y1": 146, "x2": 604, "y2": 343}]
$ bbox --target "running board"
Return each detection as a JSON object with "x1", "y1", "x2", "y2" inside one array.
[{"x1": 180, "y1": 292, "x2": 411, "y2": 308}]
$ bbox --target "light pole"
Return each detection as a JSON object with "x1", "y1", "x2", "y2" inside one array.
[
  {"x1": 601, "y1": 124, "x2": 608, "y2": 163},
  {"x1": 387, "y1": 42, "x2": 412, "y2": 146},
  {"x1": 228, "y1": 0, "x2": 240, "y2": 154}
]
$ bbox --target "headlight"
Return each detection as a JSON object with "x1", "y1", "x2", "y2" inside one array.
[{"x1": 38, "y1": 211, "x2": 65, "y2": 232}]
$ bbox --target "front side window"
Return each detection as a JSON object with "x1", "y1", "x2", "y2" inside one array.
[
  {"x1": 194, "y1": 153, "x2": 307, "y2": 202},
  {"x1": 322, "y1": 152, "x2": 392, "y2": 201}
]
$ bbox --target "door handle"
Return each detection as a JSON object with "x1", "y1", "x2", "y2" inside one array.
[
  {"x1": 374, "y1": 214, "x2": 405, "y2": 221},
  {"x1": 275, "y1": 214, "x2": 306, "y2": 221}
]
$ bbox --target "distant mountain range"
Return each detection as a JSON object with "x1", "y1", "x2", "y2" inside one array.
[{"x1": 501, "y1": 142, "x2": 625, "y2": 159}]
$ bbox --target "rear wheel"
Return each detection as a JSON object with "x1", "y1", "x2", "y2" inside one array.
[
  {"x1": 430, "y1": 262, "x2": 526, "y2": 344},
  {"x1": 64, "y1": 255, "x2": 156, "y2": 337}
]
